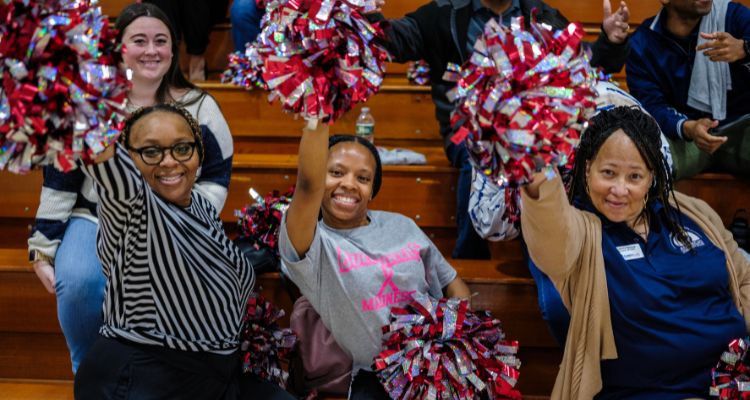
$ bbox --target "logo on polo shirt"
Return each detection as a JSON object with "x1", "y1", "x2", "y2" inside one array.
[{"x1": 670, "y1": 228, "x2": 705, "y2": 253}]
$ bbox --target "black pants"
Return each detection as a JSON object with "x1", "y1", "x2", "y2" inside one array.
[
  {"x1": 144, "y1": 0, "x2": 229, "y2": 55},
  {"x1": 74, "y1": 336, "x2": 294, "y2": 400},
  {"x1": 349, "y1": 371, "x2": 390, "y2": 400}
]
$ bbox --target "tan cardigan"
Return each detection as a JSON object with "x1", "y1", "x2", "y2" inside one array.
[{"x1": 520, "y1": 176, "x2": 750, "y2": 400}]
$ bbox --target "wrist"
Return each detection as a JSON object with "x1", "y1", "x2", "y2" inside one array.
[
  {"x1": 29, "y1": 250, "x2": 54, "y2": 265},
  {"x1": 681, "y1": 120, "x2": 694, "y2": 141},
  {"x1": 743, "y1": 39, "x2": 750, "y2": 60}
]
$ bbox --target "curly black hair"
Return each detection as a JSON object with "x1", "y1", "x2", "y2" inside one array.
[
  {"x1": 328, "y1": 135, "x2": 382, "y2": 199},
  {"x1": 569, "y1": 106, "x2": 691, "y2": 250},
  {"x1": 120, "y1": 103, "x2": 205, "y2": 164}
]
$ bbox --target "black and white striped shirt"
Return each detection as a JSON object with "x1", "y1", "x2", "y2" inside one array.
[{"x1": 83, "y1": 144, "x2": 254, "y2": 354}]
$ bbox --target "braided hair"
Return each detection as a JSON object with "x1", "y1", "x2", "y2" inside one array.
[
  {"x1": 328, "y1": 135, "x2": 383, "y2": 199},
  {"x1": 120, "y1": 103, "x2": 205, "y2": 164},
  {"x1": 568, "y1": 106, "x2": 692, "y2": 251}
]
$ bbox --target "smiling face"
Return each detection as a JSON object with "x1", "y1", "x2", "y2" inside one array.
[
  {"x1": 127, "y1": 111, "x2": 199, "y2": 207},
  {"x1": 121, "y1": 16, "x2": 173, "y2": 84},
  {"x1": 585, "y1": 130, "x2": 654, "y2": 228},
  {"x1": 321, "y1": 142, "x2": 376, "y2": 229}
]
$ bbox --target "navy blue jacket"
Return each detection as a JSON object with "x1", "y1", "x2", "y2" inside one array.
[
  {"x1": 626, "y1": 3, "x2": 750, "y2": 140},
  {"x1": 373, "y1": 0, "x2": 629, "y2": 148}
]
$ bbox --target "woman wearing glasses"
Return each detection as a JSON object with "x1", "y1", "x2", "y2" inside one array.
[
  {"x1": 74, "y1": 104, "x2": 292, "y2": 399},
  {"x1": 27, "y1": 3, "x2": 233, "y2": 374}
]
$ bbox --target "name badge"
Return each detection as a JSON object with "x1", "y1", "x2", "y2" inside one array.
[{"x1": 617, "y1": 244, "x2": 644, "y2": 261}]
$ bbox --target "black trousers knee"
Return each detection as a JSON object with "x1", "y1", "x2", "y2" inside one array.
[{"x1": 74, "y1": 336, "x2": 294, "y2": 400}]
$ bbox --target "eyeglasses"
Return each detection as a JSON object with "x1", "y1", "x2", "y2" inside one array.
[{"x1": 128, "y1": 142, "x2": 197, "y2": 166}]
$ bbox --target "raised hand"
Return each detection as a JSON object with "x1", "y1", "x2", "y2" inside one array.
[
  {"x1": 697, "y1": 32, "x2": 747, "y2": 63},
  {"x1": 602, "y1": 0, "x2": 630, "y2": 44},
  {"x1": 683, "y1": 118, "x2": 726, "y2": 154}
]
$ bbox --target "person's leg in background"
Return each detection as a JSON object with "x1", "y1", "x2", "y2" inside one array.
[
  {"x1": 55, "y1": 217, "x2": 106, "y2": 373},
  {"x1": 143, "y1": 0, "x2": 182, "y2": 42},
  {"x1": 445, "y1": 142, "x2": 491, "y2": 259},
  {"x1": 231, "y1": 0, "x2": 264, "y2": 53},
  {"x1": 179, "y1": 0, "x2": 215, "y2": 81},
  {"x1": 714, "y1": 124, "x2": 750, "y2": 176},
  {"x1": 666, "y1": 136, "x2": 713, "y2": 181}
]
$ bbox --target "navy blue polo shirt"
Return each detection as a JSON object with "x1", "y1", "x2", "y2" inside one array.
[{"x1": 578, "y1": 199, "x2": 746, "y2": 399}]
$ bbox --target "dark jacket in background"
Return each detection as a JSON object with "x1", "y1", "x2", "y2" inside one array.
[{"x1": 372, "y1": 0, "x2": 630, "y2": 147}]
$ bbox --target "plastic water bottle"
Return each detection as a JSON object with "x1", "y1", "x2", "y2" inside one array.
[{"x1": 355, "y1": 107, "x2": 375, "y2": 143}]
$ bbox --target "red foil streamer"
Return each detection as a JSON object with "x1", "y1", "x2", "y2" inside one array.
[
  {"x1": 241, "y1": 294, "x2": 297, "y2": 388},
  {"x1": 222, "y1": 0, "x2": 389, "y2": 122},
  {"x1": 237, "y1": 186, "x2": 295, "y2": 256},
  {"x1": 711, "y1": 336, "x2": 750, "y2": 399},
  {"x1": 407, "y1": 60, "x2": 430, "y2": 86},
  {"x1": 0, "y1": 0, "x2": 129, "y2": 173},
  {"x1": 445, "y1": 17, "x2": 598, "y2": 224},
  {"x1": 373, "y1": 294, "x2": 522, "y2": 400}
]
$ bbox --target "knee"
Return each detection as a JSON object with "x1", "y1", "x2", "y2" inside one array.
[{"x1": 55, "y1": 258, "x2": 105, "y2": 299}]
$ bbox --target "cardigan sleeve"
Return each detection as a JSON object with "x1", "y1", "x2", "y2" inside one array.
[{"x1": 520, "y1": 174, "x2": 589, "y2": 282}]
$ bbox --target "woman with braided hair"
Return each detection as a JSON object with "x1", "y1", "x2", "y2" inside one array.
[
  {"x1": 521, "y1": 106, "x2": 750, "y2": 399},
  {"x1": 73, "y1": 104, "x2": 293, "y2": 399}
]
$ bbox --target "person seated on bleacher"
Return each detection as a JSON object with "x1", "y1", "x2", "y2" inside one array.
[
  {"x1": 279, "y1": 121, "x2": 471, "y2": 399},
  {"x1": 522, "y1": 106, "x2": 750, "y2": 399},
  {"x1": 371, "y1": 0, "x2": 632, "y2": 259},
  {"x1": 469, "y1": 81, "x2": 674, "y2": 346},
  {"x1": 73, "y1": 104, "x2": 292, "y2": 400},
  {"x1": 627, "y1": 0, "x2": 750, "y2": 180},
  {"x1": 28, "y1": 2, "x2": 233, "y2": 375},
  {"x1": 144, "y1": 0, "x2": 230, "y2": 81}
]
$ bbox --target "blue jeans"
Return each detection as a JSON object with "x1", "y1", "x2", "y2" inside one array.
[
  {"x1": 445, "y1": 142, "x2": 491, "y2": 259},
  {"x1": 231, "y1": 0, "x2": 263, "y2": 52},
  {"x1": 55, "y1": 217, "x2": 106, "y2": 374}
]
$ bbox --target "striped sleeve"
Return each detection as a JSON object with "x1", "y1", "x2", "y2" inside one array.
[
  {"x1": 82, "y1": 144, "x2": 144, "y2": 203},
  {"x1": 27, "y1": 166, "x2": 85, "y2": 259}
]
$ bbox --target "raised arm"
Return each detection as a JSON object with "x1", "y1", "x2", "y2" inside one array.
[
  {"x1": 284, "y1": 121, "x2": 331, "y2": 258},
  {"x1": 366, "y1": 1, "x2": 436, "y2": 64},
  {"x1": 521, "y1": 171, "x2": 588, "y2": 282}
]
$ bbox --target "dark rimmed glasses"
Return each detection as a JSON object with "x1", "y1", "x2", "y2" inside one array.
[{"x1": 128, "y1": 142, "x2": 197, "y2": 165}]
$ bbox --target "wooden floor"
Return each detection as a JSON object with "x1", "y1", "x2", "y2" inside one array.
[
  {"x1": 0, "y1": 379, "x2": 73, "y2": 400},
  {"x1": 0, "y1": 379, "x2": 552, "y2": 400}
]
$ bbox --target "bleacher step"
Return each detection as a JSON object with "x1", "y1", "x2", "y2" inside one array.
[{"x1": 0, "y1": 248, "x2": 560, "y2": 395}]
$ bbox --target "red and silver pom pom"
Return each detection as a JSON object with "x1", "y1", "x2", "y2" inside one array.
[
  {"x1": 0, "y1": 0, "x2": 129, "y2": 173},
  {"x1": 446, "y1": 18, "x2": 598, "y2": 189},
  {"x1": 222, "y1": 0, "x2": 390, "y2": 121},
  {"x1": 373, "y1": 294, "x2": 522, "y2": 400},
  {"x1": 241, "y1": 294, "x2": 297, "y2": 387},
  {"x1": 236, "y1": 186, "x2": 294, "y2": 256},
  {"x1": 407, "y1": 60, "x2": 430, "y2": 86},
  {"x1": 711, "y1": 336, "x2": 750, "y2": 399}
]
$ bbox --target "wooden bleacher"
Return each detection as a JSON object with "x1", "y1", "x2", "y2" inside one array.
[{"x1": 3, "y1": 0, "x2": 750, "y2": 398}]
